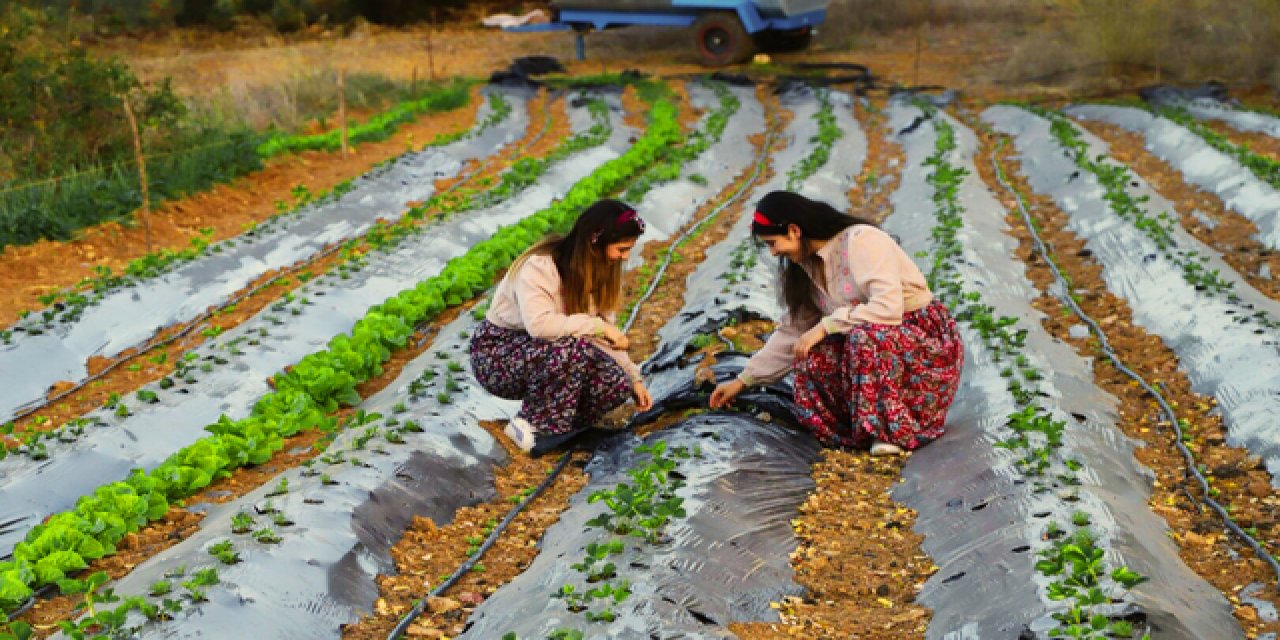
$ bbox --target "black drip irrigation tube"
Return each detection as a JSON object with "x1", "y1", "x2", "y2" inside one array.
[
  {"x1": 990, "y1": 146, "x2": 1280, "y2": 590},
  {"x1": 388, "y1": 93, "x2": 782, "y2": 638},
  {"x1": 385, "y1": 452, "x2": 575, "y2": 640},
  {"x1": 6, "y1": 88, "x2": 558, "y2": 426}
]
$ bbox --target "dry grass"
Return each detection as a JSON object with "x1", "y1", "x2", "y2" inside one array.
[
  {"x1": 1003, "y1": 0, "x2": 1280, "y2": 92},
  {"x1": 820, "y1": 0, "x2": 1044, "y2": 48}
]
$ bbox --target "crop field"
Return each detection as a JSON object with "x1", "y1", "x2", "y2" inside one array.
[{"x1": 2, "y1": 32, "x2": 1280, "y2": 640}]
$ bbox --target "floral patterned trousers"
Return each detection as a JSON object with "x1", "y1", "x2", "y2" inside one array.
[
  {"x1": 469, "y1": 320, "x2": 632, "y2": 435},
  {"x1": 794, "y1": 300, "x2": 964, "y2": 450}
]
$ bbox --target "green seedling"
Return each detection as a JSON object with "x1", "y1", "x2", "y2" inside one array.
[
  {"x1": 208, "y1": 540, "x2": 241, "y2": 565},
  {"x1": 253, "y1": 528, "x2": 283, "y2": 544},
  {"x1": 231, "y1": 511, "x2": 255, "y2": 534}
]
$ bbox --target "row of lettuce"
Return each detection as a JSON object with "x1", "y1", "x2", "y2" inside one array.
[
  {"x1": 0, "y1": 90, "x2": 589, "y2": 464},
  {"x1": 2, "y1": 77, "x2": 734, "y2": 638},
  {"x1": 0, "y1": 78, "x2": 476, "y2": 250},
  {"x1": 0, "y1": 83, "x2": 682, "y2": 617}
]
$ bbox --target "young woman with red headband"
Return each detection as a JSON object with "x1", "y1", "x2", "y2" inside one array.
[
  {"x1": 710, "y1": 191, "x2": 964, "y2": 455},
  {"x1": 470, "y1": 199, "x2": 653, "y2": 455}
]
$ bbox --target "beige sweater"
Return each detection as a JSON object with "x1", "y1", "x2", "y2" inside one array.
[
  {"x1": 486, "y1": 254, "x2": 642, "y2": 382},
  {"x1": 740, "y1": 225, "x2": 933, "y2": 385}
]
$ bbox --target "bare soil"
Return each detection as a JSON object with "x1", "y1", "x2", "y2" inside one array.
[{"x1": 851, "y1": 99, "x2": 907, "y2": 224}]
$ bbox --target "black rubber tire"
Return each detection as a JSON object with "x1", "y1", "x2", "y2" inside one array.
[
  {"x1": 692, "y1": 12, "x2": 754, "y2": 67},
  {"x1": 754, "y1": 27, "x2": 813, "y2": 53}
]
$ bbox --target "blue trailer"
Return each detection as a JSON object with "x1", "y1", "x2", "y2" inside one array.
[{"x1": 505, "y1": 1, "x2": 829, "y2": 67}]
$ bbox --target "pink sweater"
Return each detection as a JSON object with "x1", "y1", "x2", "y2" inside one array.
[
  {"x1": 740, "y1": 225, "x2": 933, "y2": 385},
  {"x1": 486, "y1": 254, "x2": 642, "y2": 382}
]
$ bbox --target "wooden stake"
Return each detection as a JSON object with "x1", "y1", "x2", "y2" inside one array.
[
  {"x1": 338, "y1": 68, "x2": 348, "y2": 158},
  {"x1": 121, "y1": 95, "x2": 152, "y2": 253}
]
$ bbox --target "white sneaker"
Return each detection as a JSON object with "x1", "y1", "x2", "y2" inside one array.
[
  {"x1": 504, "y1": 418, "x2": 537, "y2": 453},
  {"x1": 870, "y1": 439, "x2": 904, "y2": 457}
]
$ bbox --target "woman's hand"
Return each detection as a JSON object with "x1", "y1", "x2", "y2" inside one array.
[
  {"x1": 600, "y1": 323, "x2": 630, "y2": 350},
  {"x1": 632, "y1": 381, "x2": 653, "y2": 411},
  {"x1": 793, "y1": 324, "x2": 828, "y2": 360},
  {"x1": 709, "y1": 378, "x2": 746, "y2": 409}
]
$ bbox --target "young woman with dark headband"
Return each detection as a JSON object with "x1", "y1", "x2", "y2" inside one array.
[
  {"x1": 470, "y1": 199, "x2": 653, "y2": 455},
  {"x1": 710, "y1": 191, "x2": 964, "y2": 455}
]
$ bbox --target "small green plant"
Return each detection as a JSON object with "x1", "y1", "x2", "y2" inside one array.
[
  {"x1": 266, "y1": 478, "x2": 289, "y2": 497},
  {"x1": 208, "y1": 540, "x2": 241, "y2": 565},
  {"x1": 253, "y1": 528, "x2": 283, "y2": 544},
  {"x1": 231, "y1": 511, "x2": 255, "y2": 534}
]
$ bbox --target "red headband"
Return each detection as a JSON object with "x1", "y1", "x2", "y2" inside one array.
[
  {"x1": 618, "y1": 208, "x2": 645, "y2": 231},
  {"x1": 593, "y1": 209, "x2": 646, "y2": 244},
  {"x1": 753, "y1": 210, "x2": 777, "y2": 226}
]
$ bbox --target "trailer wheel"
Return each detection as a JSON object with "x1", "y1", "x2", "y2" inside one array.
[
  {"x1": 693, "y1": 12, "x2": 753, "y2": 67},
  {"x1": 754, "y1": 27, "x2": 813, "y2": 53}
]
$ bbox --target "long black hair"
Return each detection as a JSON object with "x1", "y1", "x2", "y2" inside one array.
[
  {"x1": 512, "y1": 199, "x2": 645, "y2": 314},
  {"x1": 750, "y1": 190, "x2": 877, "y2": 320}
]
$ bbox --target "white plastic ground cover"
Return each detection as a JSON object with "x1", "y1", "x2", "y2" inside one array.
[
  {"x1": 1065, "y1": 104, "x2": 1280, "y2": 250},
  {"x1": 459, "y1": 412, "x2": 821, "y2": 639},
  {"x1": 52, "y1": 91, "x2": 775, "y2": 637},
  {"x1": 629, "y1": 83, "x2": 763, "y2": 265},
  {"x1": 983, "y1": 105, "x2": 1280, "y2": 485},
  {"x1": 0, "y1": 95, "x2": 631, "y2": 561},
  {"x1": 646, "y1": 87, "x2": 863, "y2": 373},
  {"x1": 884, "y1": 102, "x2": 1238, "y2": 639},
  {"x1": 0, "y1": 88, "x2": 531, "y2": 426},
  {"x1": 55, "y1": 310, "x2": 512, "y2": 640}
]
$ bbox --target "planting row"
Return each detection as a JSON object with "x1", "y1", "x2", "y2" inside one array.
[
  {"x1": 888, "y1": 100, "x2": 1232, "y2": 639},
  {"x1": 25, "y1": 81, "x2": 761, "y2": 638},
  {"x1": 0, "y1": 90, "x2": 610, "y2": 560},
  {"x1": 0, "y1": 86, "x2": 660, "y2": 616},
  {"x1": 1063, "y1": 104, "x2": 1280, "y2": 251},
  {"x1": 0, "y1": 88, "x2": 529, "y2": 426},
  {"x1": 0, "y1": 90, "x2": 598, "y2": 466},
  {"x1": 984, "y1": 106, "x2": 1280, "y2": 486},
  {"x1": 1160, "y1": 89, "x2": 1280, "y2": 139}
]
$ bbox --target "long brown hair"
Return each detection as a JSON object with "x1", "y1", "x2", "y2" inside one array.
[
  {"x1": 510, "y1": 199, "x2": 645, "y2": 315},
  {"x1": 751, "y1": 190, "x2": 877, "y2": 320}
]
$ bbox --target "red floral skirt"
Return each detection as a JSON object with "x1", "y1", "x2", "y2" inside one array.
[{"x1": 793, "y1": 300, "x2": 964, "y2": 450}]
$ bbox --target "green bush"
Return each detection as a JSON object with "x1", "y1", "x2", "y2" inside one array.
[
  {"x1": 0, "y1": 128, "x2": 264, "y2": 249},
  {"x1": 0, "y1": 7, "x2": 186, "y2": 181}
]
